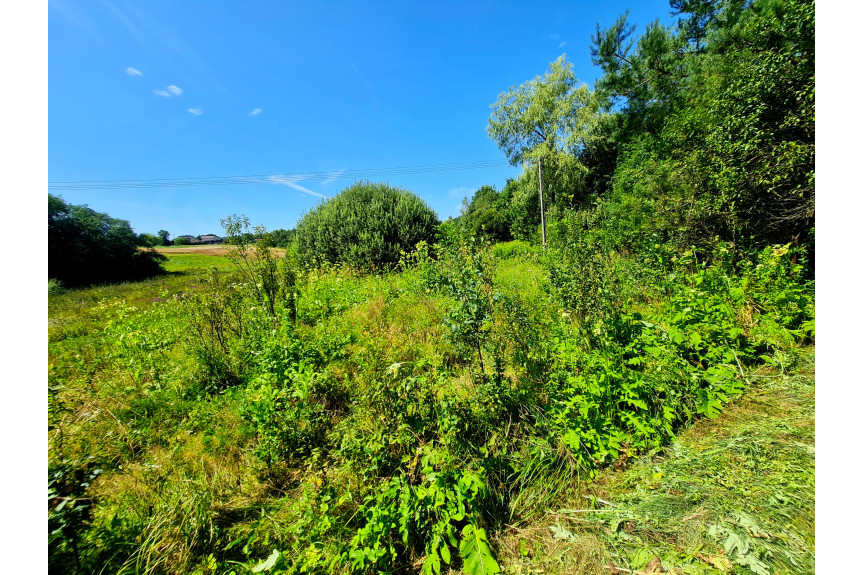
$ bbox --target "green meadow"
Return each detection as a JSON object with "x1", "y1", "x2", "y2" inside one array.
[{"x1": 49, "y1": 239, "x2": 813, "y2": 575}]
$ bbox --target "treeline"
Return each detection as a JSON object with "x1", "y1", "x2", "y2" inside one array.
[
  {"x1": 47, "y1": 196, "x2": 303, "y2": 288},
  {"x1": 48, "y1": 195, "x2": 166, "y2": 288},
  {"x1": 459, "y1": 0, "x2": 813, "y2": 266}
]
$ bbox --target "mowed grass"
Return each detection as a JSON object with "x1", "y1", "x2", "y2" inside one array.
[{"x1": 496, "y1": 348, "x2": 815, "y2": 575}]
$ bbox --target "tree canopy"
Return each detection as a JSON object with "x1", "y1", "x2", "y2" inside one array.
[
  {"x1": 488, "y1": 56, "x2": 602, "y2": 207},
  {"x1": 49, "y1": 194, "x2": 166, "y2": 287},
  {"x1": 482, "y1": 0, "x2": 813, "y2": 262}
]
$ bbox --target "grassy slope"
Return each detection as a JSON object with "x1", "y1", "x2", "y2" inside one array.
[{"x1": 497, "y1": 348, "x2": 814, "y2": 575}]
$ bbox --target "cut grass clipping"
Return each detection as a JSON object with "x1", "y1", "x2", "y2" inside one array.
[{"x1": 497, "y1": 348, "x2": 814, "y2": 575}]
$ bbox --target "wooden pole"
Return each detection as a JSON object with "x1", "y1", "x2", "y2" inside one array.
[{"x1": 539, "y1": 156, "x2": 547, "y2": 248}]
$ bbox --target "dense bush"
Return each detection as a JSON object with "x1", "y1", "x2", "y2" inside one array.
[
  {"x1": 295, "y1": 181, "x2": 440, "y2": 269},
  {"x1": 268, "y1": 228, "x2": 296, "y2": 248},
  {"x1": 588, "y1": 0, "x2": 814, "y2": 258},
  {"x1": 457, "y1": 185, "x2": 513, "y2": 243},
  {"x1": 48, "y1": 195, "x2": 166, "y2": 287},
  {"x1": 136, "y1": 233, "x2": 161, "y2": 247}
]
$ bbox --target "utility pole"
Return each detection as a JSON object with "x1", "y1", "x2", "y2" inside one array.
[{"x1": 538, "y1": 156, "x2": 547, "y2": 249}]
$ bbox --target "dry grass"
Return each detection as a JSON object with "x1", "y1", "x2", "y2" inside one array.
[{"x1": 151, "y1": 245, "x2": 287, "y2": 256}]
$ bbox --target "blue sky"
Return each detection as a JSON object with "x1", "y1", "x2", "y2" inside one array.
[{"x1": 49, "y1": 0, "x2": 677, "y2": 237}]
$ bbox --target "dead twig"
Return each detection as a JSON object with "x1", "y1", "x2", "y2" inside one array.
[{"x1": 585, "y1": 495, "x2": 619, "y2": 508}]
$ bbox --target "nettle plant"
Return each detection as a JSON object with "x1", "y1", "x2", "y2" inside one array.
[
  {"x1": 347, "y1": 447, "x2": 501, "y2": 575},
  {"x1": 538, "y1": 240, "x2": 815, "y2": 475}
]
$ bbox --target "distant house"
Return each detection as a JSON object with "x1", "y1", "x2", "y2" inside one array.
[
  {"x1": 200, "y1": 234, "x2": 222, "y2": 244},
  {"x1": 175, "y1": 235, "x2": 196, "y2": 244}
]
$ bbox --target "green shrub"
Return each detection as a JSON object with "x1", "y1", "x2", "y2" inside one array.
[
  {"x1": 492, "y1": 240, "x2": 539, "y2": 260},
  {"x1": 417, "y1": 228, "x2": 502, "y2": 376},
  {"x1": 295, "y1": 181, "x2": 440, "y2": 270},
  {"x1": 48, "y1": 278, "x2": 66, "y2": 295}
]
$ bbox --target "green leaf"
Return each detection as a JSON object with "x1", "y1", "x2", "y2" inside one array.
[
  {"x1": 252, "y1": 549, "x2": 280, "y2": 573},
  {"x1": 550, "y1": 524, "x2": 576, "y2": 542},
  {"x1": 440, "y1": 544, "x2": 451, "y2": 565},
  {"x1": 460, "y1": 524, "x2": 501, "y2": 575}
]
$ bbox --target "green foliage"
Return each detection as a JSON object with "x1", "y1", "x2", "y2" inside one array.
[
  {"x1": 49, "y1": 278, "x2": 66, "y2": 295},
  {"x1": 347, "y1": 453, "x2": 497, "y2": 575},
  {"x1": 547, "y1": 211, "x2": 623, "y2": 338},
  {"x1": 492, "y1": 240, "x2": 539, "y2": 260},
  {"x1": 481, "y1": 0, "x2": 812, "y2": 260},
  {"x1": 222, "y1": 215, "x2": 299, "y2": 321},
  {"x1": 295, "y1": 181, "x2": 440, "y2": 270},
  {"x1": 459, "y1": 523, "x2": 502, "y2": 575},
  {"x1": 49, "y1": 365, "x2": 110, "y2": 574},
  {"x1": 458, "y1": 185, "x2": 513, "y2": 243},
  {"x1": 536, "y1": 349, "x2": 814, "y2": 575},
  {"x1": 49, "y1": 194, "x2": 166, "y2": 287},
  {"x1": 49, "y1": 454, "x2": 103, "y2": 573},
  {"x1": 498, "y1": 177, "x2": 541, "y2": 242},
  {"x1": 589, "y1": 0, "x2": 814, "y2": 254},
  {"x1": 266, "y1": 228, "x2": 296, "y2": 248},
  {"x1": 48, "y1": 3, "x2": 817, "y2": 567},
  {"x1": 417, "y1": 227, "x2": 502, "y2": 375},
  {"x1": 538, "y1": 237, "x2": 813, "y2": 480},
  {"x1": 48, "y1": 235, "x2": 812, "y2": 575},
  {"x1": 137, "y1": 233, "x2": 161, "y2": 247},
  {"x1": 591, "y1": 13, "x2": 689, "y2": 130},
  {"x1": 186, "y1": 268, "x2": 246, "y2": 392},
  {"x1": 488, "y1": 56, "x2": 603, "y2": 208},
  {"x1": 240, "y1": 362, "x2": 344, "y2": 465}
]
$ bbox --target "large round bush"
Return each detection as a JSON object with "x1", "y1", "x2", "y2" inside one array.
[{"x1": 295, "y1": 181, "x2": 440, "y2": 269}]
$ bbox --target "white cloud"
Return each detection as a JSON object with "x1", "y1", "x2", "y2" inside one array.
[
  {"x1": 154, "y1": 85, "x2": 183, "y2": 98},
  {"x1": 268, "y1": 176, "x2": 327, "y2": 199},
  {"x1": 250, "y1": 108, "x2": 262, "y2": 116},
  {"x1": 322, "y1": 170, "x2": 345, "y2": 186},
  {"x1": 559, "y1": 41, "x2": 566, "y2": 49},
  {"x1": 188, "y1": 108, "x2": 202, "y2": 115},
  {"x1": 125, "y1": 67, "x2": 143, "y2": 76}
]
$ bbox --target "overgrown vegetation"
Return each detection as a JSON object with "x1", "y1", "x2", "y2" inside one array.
[
  {"x1": 470, "y1": 0, "x2": 814, "y2": 265},
  {"x1": 48, "y1": 1, "x2": 814, "y2": 573},
  {"x1": 48, "y1": 223, "x2": 812, "y2": 574}
]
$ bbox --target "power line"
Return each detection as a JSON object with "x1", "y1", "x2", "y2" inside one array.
[{"x1": 48, "y1": 159, "x2": 514, "y2": 191}]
